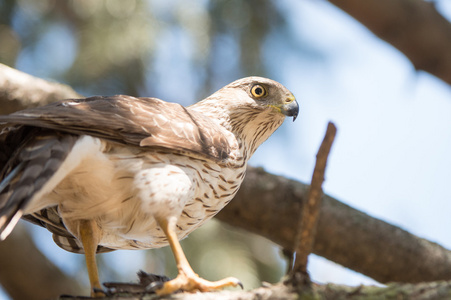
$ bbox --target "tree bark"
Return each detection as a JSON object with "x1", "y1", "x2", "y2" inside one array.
[
  {"x1": 327, "y1": 0, "x2": 451, "y2": 85},
  {"x1": 59, "y1": 280, "x2": 451, "y2": 300}
]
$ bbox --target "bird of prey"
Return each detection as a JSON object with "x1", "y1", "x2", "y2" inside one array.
[{"x1": 0, "y1": 77, "x2": 298, "y2": 297}]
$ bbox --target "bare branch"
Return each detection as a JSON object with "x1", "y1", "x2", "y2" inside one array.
[
  {"x1": 0, "y1": 63, "x2": 81, "y2": 114},
  {"x1": 328, "y1": 0, "x2": 451, "y2": 85},
  {"x1": 60, "y1": 279, "x2": 451, "y2": 299},
  {"x1": 292, "y1": 122, "x2": 337, "y2": 274}
]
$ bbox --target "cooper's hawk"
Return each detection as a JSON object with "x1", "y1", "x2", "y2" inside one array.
[{"x1": 0, "y1": 77, "x2": 298, "y2": 296}]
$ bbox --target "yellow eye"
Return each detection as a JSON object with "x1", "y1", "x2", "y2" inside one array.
[{"x1": 251, "y1": 84, "x2": 267, "y2": 98}]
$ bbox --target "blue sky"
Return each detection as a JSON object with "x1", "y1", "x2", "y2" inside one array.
[{"x1": 2, "y1": 0, "x2": 451, "y2": 298}]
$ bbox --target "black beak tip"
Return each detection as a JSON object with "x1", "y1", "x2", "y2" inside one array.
[{"x1": 287, "y1": 99, "x2": 299, "y2": 122}]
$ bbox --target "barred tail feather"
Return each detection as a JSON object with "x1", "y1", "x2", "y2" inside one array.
[
  {"x1": 0, "y1": 210, "x2": 23, "y2": 240},
  {"x1": 0, "y1": 130, "x2": 77, "y2": 241},
  {"x1": 0, "y1": 162, "x2": 26, "y2": 240}
]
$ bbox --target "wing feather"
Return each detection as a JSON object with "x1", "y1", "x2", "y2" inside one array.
[{"x1": 0, "y1": 95, "x2": 234, "y2": 162}]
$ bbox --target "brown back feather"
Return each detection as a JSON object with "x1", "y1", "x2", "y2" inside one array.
[{"x1": 0, "y1": 95, "x2": 233, "y2": 162}]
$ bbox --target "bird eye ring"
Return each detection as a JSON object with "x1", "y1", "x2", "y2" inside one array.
[{"x1": 251, "y1": 84, "x2": 267, "y2": 98}]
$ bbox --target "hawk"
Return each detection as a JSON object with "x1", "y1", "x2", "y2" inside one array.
[{"x1": 0, "y1": 77, "x2": 298, "y2": 296}]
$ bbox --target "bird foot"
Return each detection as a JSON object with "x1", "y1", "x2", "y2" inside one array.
[{"x1": 153, "y1": 273, "x2": 243, "y2": 295}]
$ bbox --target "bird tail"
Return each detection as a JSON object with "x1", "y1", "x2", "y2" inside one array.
[
  {"x1": 0, "y1": 162, "x2": 26, "y2": 240},
  {"x1": 0, "y1": 210, "x2": 24, "y2": 241},
  {"x1": 0, "y1": 129, "x2": 77, "y2": 241}
]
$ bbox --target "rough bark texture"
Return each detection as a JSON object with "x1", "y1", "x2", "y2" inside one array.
[
  {"x1": 328, "y1": 0, "x2": 451, "y2": 85},
  {"x1": 0, "y1": 223, "x2": 83, "y2": 300},
  {"x1": 218, "y1": 167, "x2": 451, "y2": 283}
]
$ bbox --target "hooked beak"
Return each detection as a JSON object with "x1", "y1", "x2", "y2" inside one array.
[{"x1": 281, "y1": 95, "x2": 299, "y2": 121}]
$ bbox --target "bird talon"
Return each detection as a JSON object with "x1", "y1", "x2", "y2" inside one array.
[
  {"x1": 155, "y1": 275, "x2": 242, "y2": 295},
  {"x1": 237, "y1": 281, "x2": 244, "y2": 290}
]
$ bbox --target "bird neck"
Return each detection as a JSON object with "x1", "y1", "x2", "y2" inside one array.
[
  {"x1": 228, "y1": 109, "x2": 285, "y2": 158},
  {"x1": 189, "y1": 99, "x2": 285, "y2": 160}
]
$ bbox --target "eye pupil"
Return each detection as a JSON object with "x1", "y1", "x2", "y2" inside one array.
[{"x1": 252, "y1": 85, "x2": 266, "y2": 98}]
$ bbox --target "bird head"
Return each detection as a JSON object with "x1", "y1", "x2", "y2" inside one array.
[
  {"x1": 190, "y1": 77, "x2": 298, "y2": 156},
  {"x1": 226, "y1": 76, "x2": 298, "y2": 121}
]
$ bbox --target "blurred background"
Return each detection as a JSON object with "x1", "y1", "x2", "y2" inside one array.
[{"x1": 1, "y1": 0, "x2": 451, "y2": 298}]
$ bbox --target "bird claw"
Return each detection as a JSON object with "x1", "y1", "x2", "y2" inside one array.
[
  {"x1": 237, "y1": 280, "x2": 244, "y2": 290},
  {"x1": 155, "y1": 274, "x2": 243, "y2": 295}
]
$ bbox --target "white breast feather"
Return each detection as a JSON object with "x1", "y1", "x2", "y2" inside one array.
[{"x1": 23, "y1": 136, "x2": 245, "y2": 250}]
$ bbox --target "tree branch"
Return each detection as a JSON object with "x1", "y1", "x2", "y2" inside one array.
[
  {"x1": 218, "y1": 167, "x2": 451, "y2": 283},
  {"x1": 327, "y1": 0, "x2": 451, "y2": 85},
  {"x1": 0, "y1": 63, "x2": 81, "y2": 114},
  {"x1": 292, "y1": 122, "x2": 336, "y2": 274},
  {"x1": 60, "y1": 279, "x2": 451, "y2": 299}
]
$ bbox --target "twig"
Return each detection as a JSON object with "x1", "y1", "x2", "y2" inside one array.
[{"x1": 291, "y1": 122, "x2": 337, "y2": 275}]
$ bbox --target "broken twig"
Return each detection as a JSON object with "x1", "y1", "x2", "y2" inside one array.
[{"x1": 291, "y1": 122, "x2": 337, "y2": 276}]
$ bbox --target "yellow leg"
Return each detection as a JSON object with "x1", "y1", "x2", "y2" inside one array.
[
  {"x1": 79, "y1": 219, "x2": 105, "y2": 297},
  {"x1": 156, "y1": 217, "x2": 242, "y2": 295}
]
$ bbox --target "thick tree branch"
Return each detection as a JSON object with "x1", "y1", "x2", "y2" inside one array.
[
  {"x1": 327, "y1": 0, "x2": 451, "y2": 85},
  {"x1": 60, "y1": 280, "x2": 451, "y2": 300},
  {"x1": 218, "y1": 167, "x2": 451, "y2": 283},
  {"x1": 0, "y1": 64, "x2": 81, "y2": 114}
]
